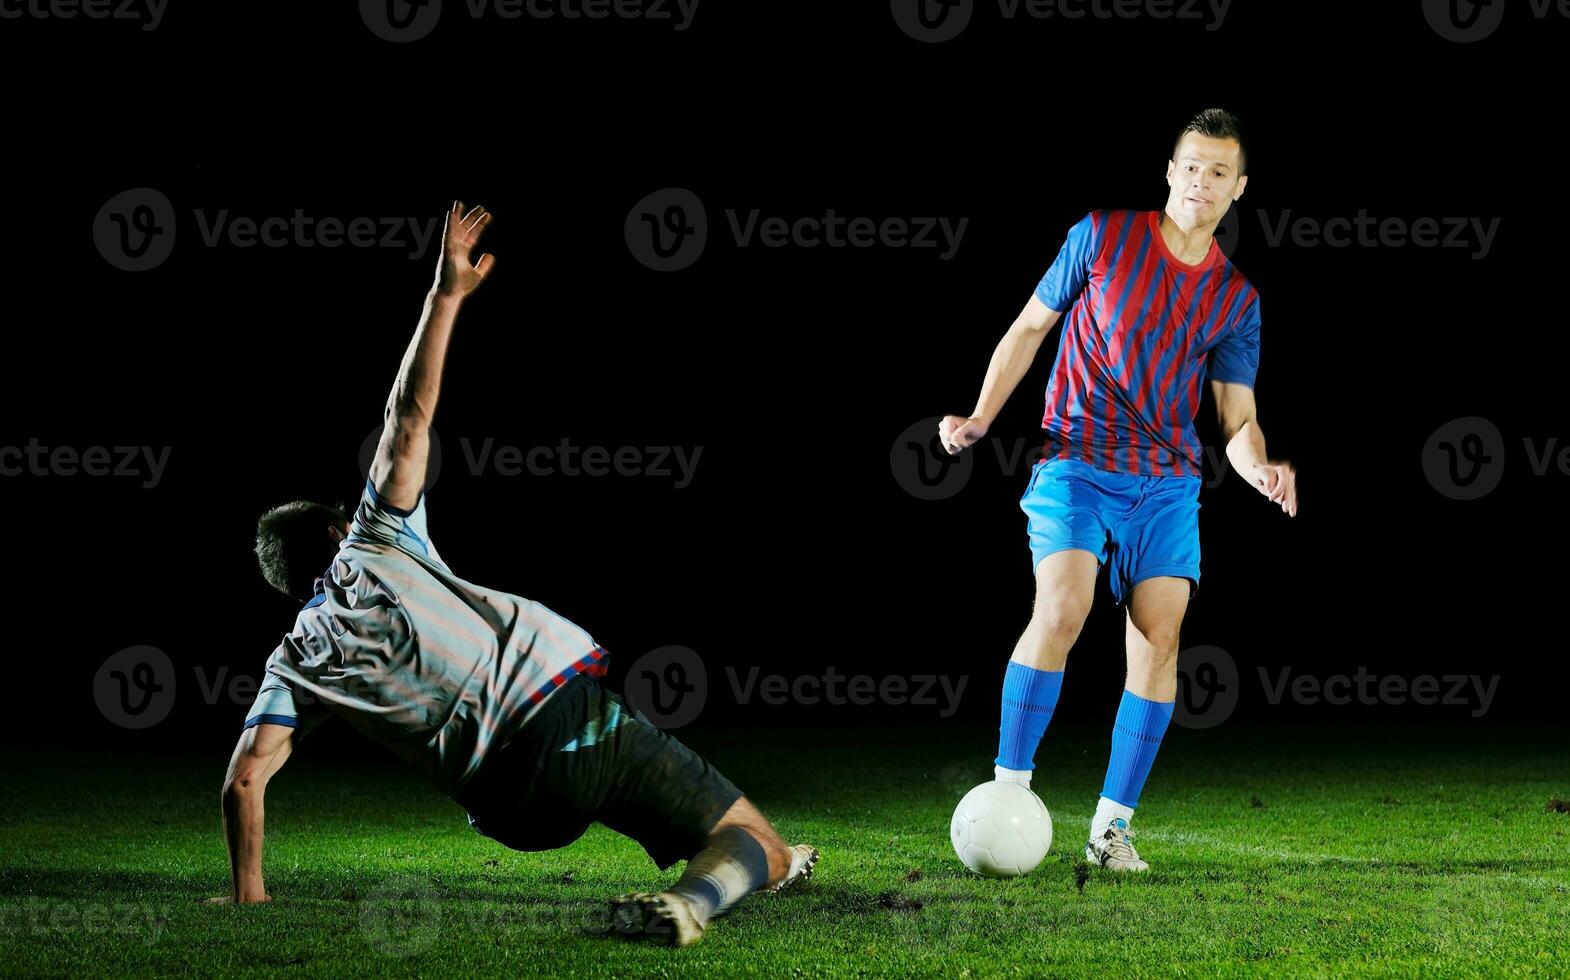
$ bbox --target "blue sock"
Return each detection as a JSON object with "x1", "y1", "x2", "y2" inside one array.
[
  {"x1": 994, "y1": 661, "x2": 1065, "y2": 770},
  {"x1": 1100, "y1": 689, "x2": 1175, "y2": 807}
]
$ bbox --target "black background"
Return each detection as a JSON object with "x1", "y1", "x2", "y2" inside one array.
[{"x1": 2, "y1": 1, "x2": 1561, "y2": 753}]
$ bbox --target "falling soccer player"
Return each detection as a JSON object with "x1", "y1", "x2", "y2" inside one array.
[
  {"x1": 207, "y1": 201, "x2": 817, "y2": 946},
  {"x1": 938, "y1": 109, "x2": 1297, "y2": 871}
]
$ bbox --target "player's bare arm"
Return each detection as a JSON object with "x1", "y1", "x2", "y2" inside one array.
[
  {"x1": 370, "y1": 201, "x2": 497, "y2": 512},
  {"x1": 1212, "y1": 379, "x2": 1297, "y2": 517},
  {"x1": 939, "y1": 294, "x2": 1064, "y2": 455},
  {"x1": 205, "y1": 721, "x2": 294, "y2": 904}
]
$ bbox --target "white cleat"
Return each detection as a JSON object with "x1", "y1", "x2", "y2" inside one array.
[
  {"x1": 1084, "y1": 817, "x2": 1150, "y2": 872},
  {"x1": 608, "y1": 891, "x2": 705, "y2": 947},
  {"x1": 769, "y1": 843, "x2": 820, "y2": 893}
]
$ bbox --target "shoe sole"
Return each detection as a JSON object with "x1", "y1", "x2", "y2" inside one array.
[{"x1": 607, "y1": 892, "x2": 704, "y2": 947}]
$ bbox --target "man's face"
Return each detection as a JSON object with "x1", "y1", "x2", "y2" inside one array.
[{"x1": 1165, "y1": 132, "x2": 1247, "y2": 224}]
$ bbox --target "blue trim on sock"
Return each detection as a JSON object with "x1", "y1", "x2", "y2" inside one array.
[
  {"x1": 1101, "y1": 689, "x2": 1175, "y2": 808},
  {"x1": 680, "y1": 874, "x2": 724, "y2": 915},
  {"x1": 671, "y1": 826, "x2": 771, "y2": 919},
  {"x1": 994, "y1": 662, "x2": 1065, "y2": 770},
  {"x1": 713, "y1": 826, "x2": 770, "y2": 889}
]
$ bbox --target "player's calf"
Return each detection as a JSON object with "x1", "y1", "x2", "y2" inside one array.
[
  {"x1": 712, "y1": 798, "x2": 817, "y2": 892},
  {"x1": 708, "y1": 796, "x2": 794, "y2": 887}
]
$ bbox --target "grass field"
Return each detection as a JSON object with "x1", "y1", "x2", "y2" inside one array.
[{"x1": 2, "y1": 723, "x2": 1566, "y2": 977}]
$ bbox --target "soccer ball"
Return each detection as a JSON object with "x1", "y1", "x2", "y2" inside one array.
[{"x1": 950, "y1": 780, "x2": 1053, "y2": 877}]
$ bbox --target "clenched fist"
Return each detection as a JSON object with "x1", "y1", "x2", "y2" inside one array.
[{"x1": 938, "y1": 415, "x2": 990, "y2": 455}]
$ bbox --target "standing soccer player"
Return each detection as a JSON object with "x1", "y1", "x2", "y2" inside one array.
[{"x1": 938, "y1": 110, "x2": 1297, "y2": 871}]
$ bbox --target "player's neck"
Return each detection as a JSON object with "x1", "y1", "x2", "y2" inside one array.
[{"x1": 1156, "y1": 209, "x2": 1214, "y2": 266}]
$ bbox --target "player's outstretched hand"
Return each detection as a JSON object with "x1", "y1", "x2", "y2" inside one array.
[
  {"x1": 435, "y1": 200, "x2": 496, "y2": 298},
  {"x1": 1250, "y1": 460, "x2": 1297, "y2": 517},
  {"x1": 938, "y1": 415, "x2": 989, "y2": 455}
]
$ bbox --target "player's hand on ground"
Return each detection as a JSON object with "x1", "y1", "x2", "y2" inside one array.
[
  {"x1": 938, "y1": 415, "x2": 989, "y2": 455},
  {"x1": 435, "y1": 201, "x2": 496, "y2": 298},
  {"x1": 1250, "y1": 460, "x2": 1297, "y2": 517},
  {"x1": 201, "y1": 891, "x2": 273, "y2": 904}
]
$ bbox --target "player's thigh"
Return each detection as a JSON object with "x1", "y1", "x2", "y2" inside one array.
[
  {"x1": 592, "y1": 691, "x2": 744, "y2": 870},
  {"x1": 460, "y1": 676, "x2": 607, "y2": 852},
  {"x1": 463, "y1": 746, "x2": 597, "y2": 853},
  {"x1": 1125, "y1": 575, "x2": 1191, "y2": 656},
  {"x1": 1021, "y1": 457, "x2": 1114, "y2": 578},
  {"x1": 1108, "y1": 475, "x2": 1201, "y2": 606},
  {"x1": 1032, "y1": 548, "x2": 1099, "y2": 628}
]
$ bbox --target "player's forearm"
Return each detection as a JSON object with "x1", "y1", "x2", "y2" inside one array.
[
  {"x1": 1224, "y1": 419, "x2": 1269, "y2": 480},
  {"x1": 220, "y1": 784, "x2": 268, "y2": 899},
  {"x1": 384, "y1": 288, "x2": 466, "y2": 428},
  {"x1": 970, "y1": 324, "x2": 1049, "y2": 424}
]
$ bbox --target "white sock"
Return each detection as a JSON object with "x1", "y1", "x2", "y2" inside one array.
[
  {"x1": 1091, "y1": 795, "x2": 1135, "y2": 836},
  {"x1": 994, "y1": 764, "x2": 1032, "y2": 785}
]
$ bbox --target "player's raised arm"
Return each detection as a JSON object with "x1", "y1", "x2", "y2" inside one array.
[
  {"x1": 938, "y1": 294, "x2": 1064, "y2": 455},
  {"x1": 205, "y1": 722, "x2": 295, "y2": 904},
  {"x1": 370, "y1": 201, "x2": 497, "y2": 512},
  {"x1": 1211, "y1": 379, "x2": 1297, "y2": 517}
]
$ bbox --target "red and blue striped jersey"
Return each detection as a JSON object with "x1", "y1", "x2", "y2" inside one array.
[{"x1": 1035, "y1": 209, "x2": 1261, "y2": 477}]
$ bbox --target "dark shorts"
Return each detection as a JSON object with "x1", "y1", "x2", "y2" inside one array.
[{"x1": 454, "y1": 672, "x2": 743, "y2": 870}]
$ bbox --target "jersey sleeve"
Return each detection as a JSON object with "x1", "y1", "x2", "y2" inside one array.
[
  {"x1": 244, "y1": 647, "x2": 335, "y2": 740},
  {"x1": 346, "y1": 477, "x2": 445, "y2": 567},
  {"x1": 1206, "y1": 292, "x2": 1262, "y2": 388},
  {"x1": 1034, "y1": 211, "x2": 1099, "y2": 313}
]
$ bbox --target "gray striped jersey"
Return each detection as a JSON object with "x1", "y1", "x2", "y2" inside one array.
[{"x1": 244, "y1": 479, "x2": 609, "y2": 798}]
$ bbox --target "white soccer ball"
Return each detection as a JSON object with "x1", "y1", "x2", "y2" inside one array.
[{"x1": 950, "y1": 780, "x2": 1053, "y2": 877}]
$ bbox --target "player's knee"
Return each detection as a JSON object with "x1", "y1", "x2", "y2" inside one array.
[
  {"x1": 1132, "y1": 629, "x2": 1181, "y2": 666},
  {"x1": 1030, "y1": 592, "x2": 1091, "y2": 642}
]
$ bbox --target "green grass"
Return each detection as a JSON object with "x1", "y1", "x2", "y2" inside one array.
[{"x1": 2, "y1": 724, "x2": 1566, "y2": 977}]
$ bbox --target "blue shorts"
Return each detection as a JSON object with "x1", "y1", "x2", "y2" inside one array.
[{"x1": 1020, "y1": 456, "x2": 1202, "y2": 605}]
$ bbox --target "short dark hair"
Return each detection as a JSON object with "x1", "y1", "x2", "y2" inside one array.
[
  {"x1": 1173, "y1": 108, "x2": 1247, "y2": 176},
  {"x1": 255, "y1": 500, "x2": 348, "y2": 601}
]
